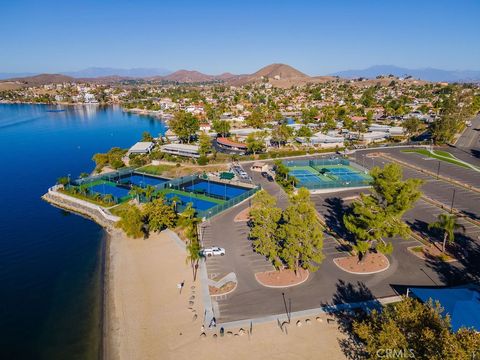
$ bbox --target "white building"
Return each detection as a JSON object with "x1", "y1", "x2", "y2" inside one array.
[
  {"x1": 161, "y1": 143, "x2": 200, "y2": 158},
  {"x1": 295, "y1": 133, "x2": 345, "y2": 148},
  {"x1": 128, "y1": 142, "x2": 155, "y2": 154}
]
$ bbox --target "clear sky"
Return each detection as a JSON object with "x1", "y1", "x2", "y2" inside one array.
[{"x1": 1, "y1": 0, "x2": 479, "y2": 75}]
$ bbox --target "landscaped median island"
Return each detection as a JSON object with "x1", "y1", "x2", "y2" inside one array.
[
  {"x1": 402, "y1": 148, "x2": 480, "y2": 171},
  {"x1": 333, "y1": 252, "x2": 390, "y2": 274},
  {"x1": 255, "y1": 268, "x2": 309, "y2": 287}
]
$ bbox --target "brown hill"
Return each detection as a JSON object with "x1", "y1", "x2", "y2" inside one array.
[
  {"x1": 227, "y1": 63, "x2": 316, "y2": 88},
  {"x1": 252, "y1": 63, "x2": 308, "y2": 79},
  {"x1": 3, "y1": 73, "x2": 75, "y2": 86},
  {"x1": 160, "y1": 70, "x2": 216, "y2": 83}
]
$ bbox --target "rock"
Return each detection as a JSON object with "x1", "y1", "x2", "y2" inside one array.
[
  {"x1": 200, "y1": 332, "x2": 206, "y2": 339},
  {"x1": 234, "y1": 334, "x2": 239, "y2": 337},
  {"x1": 305, "y1": 319, "x2": 311, "y2": 325},
  {"x1": 316, "y1": 317, "x2": 323, "y2": 323},
  {"x1": 192, "y1": 314, "x2": 198, "y2": 321},
  {"x1": 226, "y1": 331, "x2": 233, "y2": 337},
  {"x1": 296, "y1": 320, "x2": 302, "y2": 327},
  {"x1": 189, "y1": 301, "x2": 194, "y2": 306},
  {"x1": 238, "y1": 328, "x2": 246, "y2": 336},
  {"x1": 191, "y1": 285, "x2": 195, "y2": 290},
  {"x1": 213, "y1": 334, "x2": 217, "y2": 338}
]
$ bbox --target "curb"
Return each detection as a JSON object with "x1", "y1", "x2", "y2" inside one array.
[
  {"x1": 332, "y1": 254, "x2": 390, "y2": 275},
  {"x1": 254, "y1": 270, "x2": 310, "y2": 288}
]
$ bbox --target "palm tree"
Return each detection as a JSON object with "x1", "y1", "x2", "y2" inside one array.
[
  {"x1": 129, "y1": 185, "x2": 144, "y2": 203},
  {"x1": 144, "y1": 185, "x2": 156, "y2": 202},
  {"x1": 171, "y1": 195, "x2": 181, "y2": 212},
  {"x1": 428, "y1": 214, "x2": 464, "y2": 253},
  {"x1": 103, "y1": 194, "x2": 114, "y2": 205},
  {"x1": 186, "y1": 237, "x2": 201, "y2": 281}
]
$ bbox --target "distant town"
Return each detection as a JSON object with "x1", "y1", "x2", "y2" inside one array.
[{"x1": 1, "y1": 64, "x2": 479, "y2": 159}]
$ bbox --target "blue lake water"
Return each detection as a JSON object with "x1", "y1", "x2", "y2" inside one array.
[{"x1": 0, "y1": 104, "x2": 167, "y2": 359}]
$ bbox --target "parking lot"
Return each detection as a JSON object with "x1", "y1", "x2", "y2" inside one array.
[{"x1": 199, "y1": 149, "x2": 480, "y2": 324}]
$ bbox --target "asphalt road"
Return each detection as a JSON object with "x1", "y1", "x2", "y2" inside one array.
[
  {"x1": 455, "y1": 114, "x2": 480, "y2": 151},
  {"x1": 354, "y1": 148, "x2": 480, "y2": 217}
]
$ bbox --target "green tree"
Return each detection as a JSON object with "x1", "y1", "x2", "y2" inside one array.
[
  {"x1": 129, "y1": 185, "x2": 144, "y2": 202},
  {"x1": 169, "y1": 111, "x2": 200, "y2": 143},
  {"x1": 141, "y1": 131, "x2": 154, "y2": 142},
  {"x1": 246, "y1": 107, "x2": 265, "y2": 128},
  {"x1": 143, "y1": 198, "x2": 177, "y2": 232},
  {"x1": 301, "y1": 107, "x2": 319, "y2": 124},
  {"x1": 352, "y1": 297, "x2": 480, "y2": 360},
  {"x1": 144, "y1": 185, "x2": 156, "y2": 202},
  {"x1": 186, "y1": 233, "x2": 201, "y2": 281},
  {"x1": 198, "y1": 131, "x2": 212, "y2": 157},
  {"x1": 403, "y1": 117, "x2": 422, "y2": 138},
  {"x1": 428, "y1": 214, "x2": 464, "y2": 253},
  {"x1": 212, "y1": 119, "x2": 231, "y2": 137},
  {"x1": 116, "y1": 204, "x2": 144, "y2": 238},
  {"x1": 343, "y1": 163, "x2": 423, "y2": 260},
  {"x1": 57, "y1": 176, "x2": 70, "y2": 185},
  {"x1": 246, "y1": 132, "x2": 266, "y2": 154},
  {"x1": 296, "y1": 126, "x2": 313, "y2": 143},
  {"x1": 271, "y1": 124, "x2": 294, "y2": 147},
  {"x1": 278, "y1": 188, "x2": 324, "y2": 273},
  {"x1": 249, "y1": 190, "x2": 283, "y2": 268}
]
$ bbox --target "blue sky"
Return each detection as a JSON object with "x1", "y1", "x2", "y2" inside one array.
[{"x1": 1, "y1": 0, "x2": 479, "y2": 75}]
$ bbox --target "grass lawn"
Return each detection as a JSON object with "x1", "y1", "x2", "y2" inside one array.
[
  {"x1": 58, "y1": 188, "x2": 112, "y2": 207},
  {"x1": 402, "y1": 149, "x2": 474, "y2": 169},
  {"x1": 109, "y1": 202, "x2": 132, "y2": 216},
  {"x1": 137, "y1": 164, "x2": 175, "y2": 176}
]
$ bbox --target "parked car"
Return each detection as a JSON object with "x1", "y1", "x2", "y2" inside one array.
[
  {"x1": 266, "y1": 174, "x2": 274, "y2": 182},
  {"x1": 261, "y1": 171, "x2": 268, "y2": 178},
  {"x1": 201, "y1": 247, "x2": 226, "y2": 257}
]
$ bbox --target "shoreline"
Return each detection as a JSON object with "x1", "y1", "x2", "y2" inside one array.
[{"x1": 44, "y1": 198, "x2": 347, "y2": 359}]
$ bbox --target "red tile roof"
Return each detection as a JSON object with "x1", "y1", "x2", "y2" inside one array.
[{"x1": 217, "y1": 137, "x2": 247, "y2": 149}]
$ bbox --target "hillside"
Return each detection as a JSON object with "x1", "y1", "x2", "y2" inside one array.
[
  {"x1": 331, "y1": 65, "x2": 480, "y2": 82},
  {"x1": 4, "y1": 74, "x2": 75, "y2": 86},
  {"x1": 160, "y1": 70, "x2": 217, "y2": 83}
]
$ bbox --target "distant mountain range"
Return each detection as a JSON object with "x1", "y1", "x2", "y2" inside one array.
[
  {"x1": 331, "y1": 65, "x2": 480, "y2": 82},
  {"x1": 2, "y1": 64, "x2": 479, "y2": 87},
  {"x1": 0, "y1": 67, "x2": 171, "y2": 80}
]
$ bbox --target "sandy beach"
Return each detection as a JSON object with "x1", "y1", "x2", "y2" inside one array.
[{"x1": 105, "y1": 229, "x2": 347, "y2": 360}]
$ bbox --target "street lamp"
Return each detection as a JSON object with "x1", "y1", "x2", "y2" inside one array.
[{"x1": 450, "y1": 189, "x2": 456, "y2": 213}]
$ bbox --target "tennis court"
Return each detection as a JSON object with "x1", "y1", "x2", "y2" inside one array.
[
  {"x1": 89, "y1": 182, "x2": 131, "y2": 200},
  {"x1": 183, "y1": 179, "x2": 249, "y2": 200},
  {"x1": 289, "y1": 167, "x2": 332, "y2": 187},
  {"x1": 128, "y1": 174, "x2": 168, "y2": 187},
  {"x1": 165, "y1": 191, "x2": 217, "y2": 211},
  {"x1": 284, "y1": 158, "x2": 371, "y2": 190}
]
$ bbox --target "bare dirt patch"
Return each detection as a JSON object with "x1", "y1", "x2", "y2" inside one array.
[
  {"x1": 234, "y1": 207, "x2": 251, "y2": 222},
  {"x1": 255, "y1": 268, "x2": 309, "y2": 288},
  {"x1": 209, "y1": 281, "x2": 237, "y2": 296},
  {"x1": 334, "y1": 252, "x2": 389, "y2": 274}
]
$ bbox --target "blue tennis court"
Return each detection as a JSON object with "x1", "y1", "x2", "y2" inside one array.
[
  {"x1": 128, "y1": 174, "x2": 168, "y2": 187},
  {"x1": 90, "y1": 183, "x2": 130, "y2": 199},
  {"x1": 183, "y1": 180, "x2": 248, "y2": 200},
  {"x1": 326, "y1": 168, "x2": 366, "y2": 182},
  {"x1": 289, "y1": 168, "x2": 330, "y2": 187},
  {"x1": 164, "y1": 192, "x2": 218, "y2": 211}
]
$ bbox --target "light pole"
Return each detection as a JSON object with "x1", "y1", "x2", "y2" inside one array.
[
  {"x1": 450, "y1": 189, "x2": 456, "y2": 214},
  {"x1": 436, "y1": 161, "x2": 441, "y2": 180}
]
